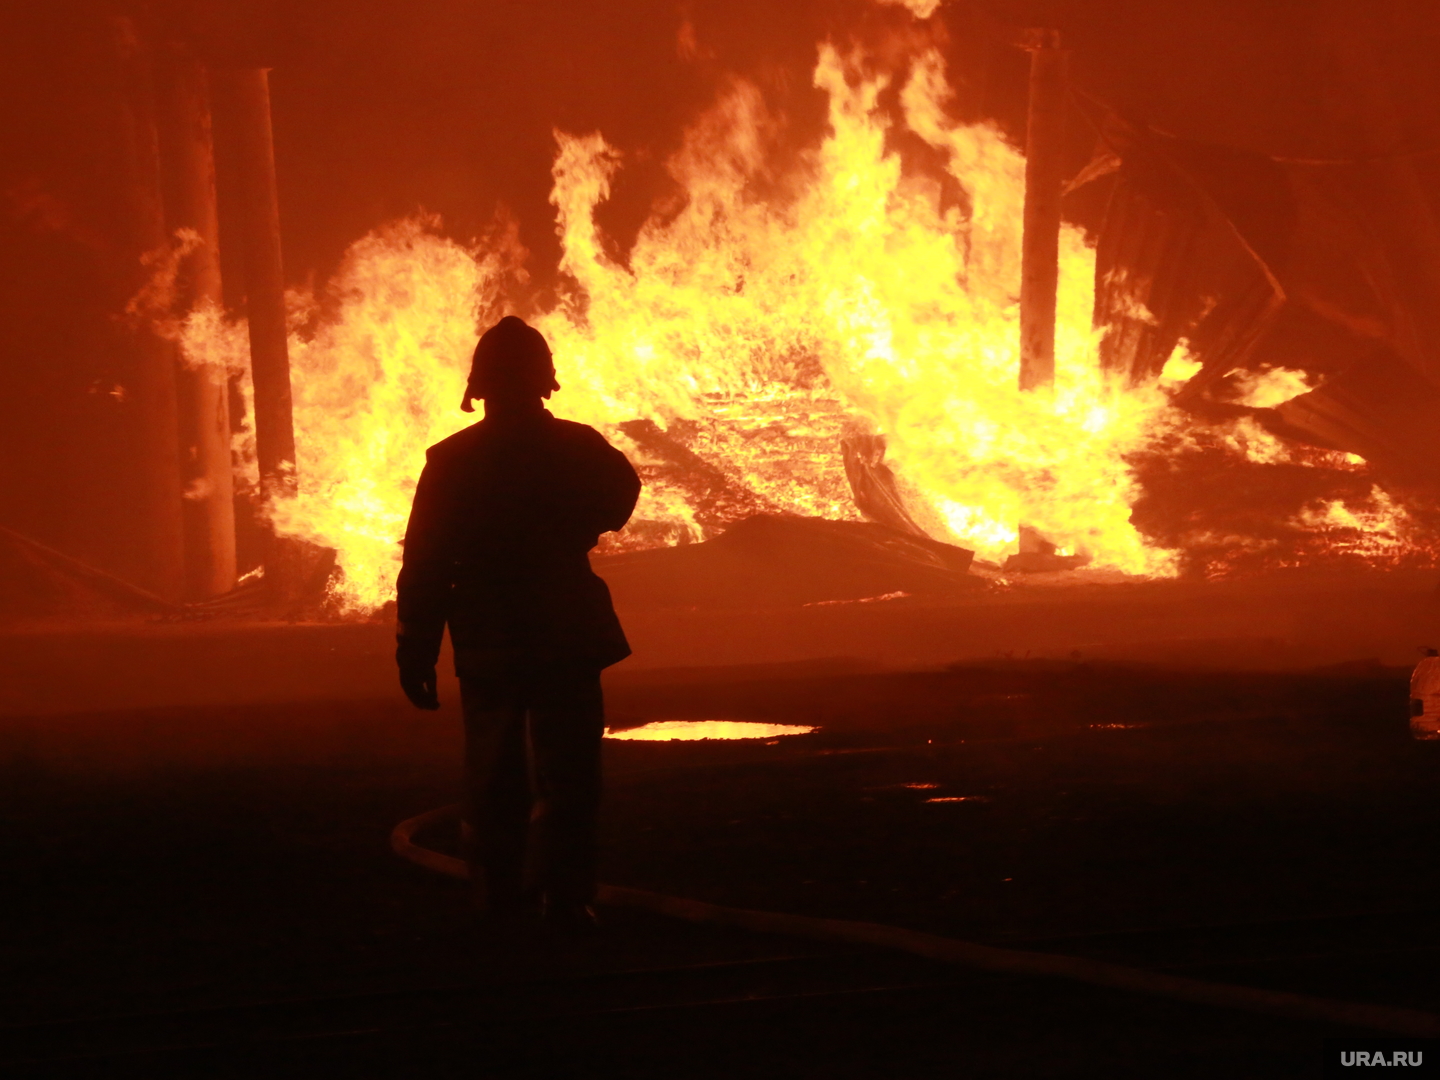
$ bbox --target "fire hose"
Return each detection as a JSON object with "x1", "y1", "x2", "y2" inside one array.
[{"x1": 394, "y1": 804, "x2": 1440, "y2": 1038}]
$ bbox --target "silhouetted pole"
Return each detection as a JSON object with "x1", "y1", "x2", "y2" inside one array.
[
  {"x1": 1016, "y1": 29, "x2": 1067, "y2": 561},
  {"x1": 109, "y1": 16, "x2": 186, "y2": 600},
  {"x1": 217, "y1": 68, "x2": 296, "y2": 501},
  {"x1": 156, "y1": 44, "x2": 237, "y2": 599},
  {"x1": 1018, "y1": 29, "x2": 1067, "y2": 393}
]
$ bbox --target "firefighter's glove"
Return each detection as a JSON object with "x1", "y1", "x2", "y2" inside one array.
[
  {"x1": 396, "y1": 632, "x2": 441, "y2": 711},
  {"x1": 399, "y1": 663, "x2": 440, "y2": 711}
]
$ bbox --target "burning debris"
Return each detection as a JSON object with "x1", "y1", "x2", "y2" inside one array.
[
  {"x1": 25, "y1": 2, "x2": 1440, "y2": 622},
  {"x1": 597, "y1": 514, "x2": 974, "y2": 611},
  {"x1": 198, "y1": 36, "x2": 1175, "y2": 613}
]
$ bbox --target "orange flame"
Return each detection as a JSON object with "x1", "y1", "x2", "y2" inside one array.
[
  {"x1": 171, "y1": 31, "x2": 1433, "y2": 612},
  {"x1": 538, "y1": 45, "x2": 1179, "y2": 574}
]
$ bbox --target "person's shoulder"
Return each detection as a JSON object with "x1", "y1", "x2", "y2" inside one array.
[
  {"x1": 548, "y1": 416, "x2": 604, "y2": 438},
  {"x1": 547, "y1": 416, "x2": 618, "y2": 449},
  {"x1": 424, "y1": 423, "x2": 485, "y2": 462}
]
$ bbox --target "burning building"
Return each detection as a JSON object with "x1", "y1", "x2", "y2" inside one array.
[
  {"x1": 3, "y1": 0, "x2": 1440, "y2": 624},
  {"x1": 8, "y1": 11, "x2": 1440, "y2": 1071}
]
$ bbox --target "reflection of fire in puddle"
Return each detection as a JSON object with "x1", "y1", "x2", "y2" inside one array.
[
  {"x1": 605, "y1": 720, "x2": 817, "y2": 741},
  {"x1": 925, "y1": 795, "x2": 991, "y2": 804},
  {"x1": 803, "y1": 592, "x2": 912, "y2": 608}
]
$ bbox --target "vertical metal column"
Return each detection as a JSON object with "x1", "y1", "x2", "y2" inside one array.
[
  {"x1": 156, "y1": 45, "x2": 238, "y2": 599},
  {"x1": 1017, "y1": 29, "x2": 1068, "y2": 561},
  {"x1": 1018, "y1": 29, "x2": 1067, "y2": 394},
  {"x1": 215, "y1": 68, "x2": 296, "y2": 501},
  {"x1": 109, "y1": 17, "x2": 186, "y2": 600}
]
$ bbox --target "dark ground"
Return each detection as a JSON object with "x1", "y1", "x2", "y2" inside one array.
[{"x1": 3, "y1": 658, "x2": 1438, "y2": 1077}]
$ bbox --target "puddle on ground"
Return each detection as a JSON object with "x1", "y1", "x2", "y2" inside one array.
[
  {"x1": 925, "y1": 795, "x2": 991, "y2": 804},
  {"x1": 605, "y1": 720, "x2": 817, "y2": 741}
]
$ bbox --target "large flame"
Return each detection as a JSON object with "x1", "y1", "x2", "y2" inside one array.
[
  {"x1": 225, "y1": 39, "x2": 1185, "y2": 612},
  {"x1": 535, "y1": 46, "x2": 1174, "y2": 580},
  {"x1": 172, "y1": 28, "x2": 1434, "y2": 612}
]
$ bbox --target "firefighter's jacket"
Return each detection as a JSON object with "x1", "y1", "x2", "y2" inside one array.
[{"x1": 396, "y1": 409, "x2": 640, "y2": 677}]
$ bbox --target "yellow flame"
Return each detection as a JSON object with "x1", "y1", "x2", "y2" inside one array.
[
  {"x1": 268, "y1": 220, "x2": 524, "y2": 610},
  {"x1": 177, "y1": 305, "x2": 258, "y2": 497},
  {"x1": 1217, "y1": 416, "x2": 1295, "y2": 465},
  {"x1": 179, "y1": 32, "x2": 1424, "y2": 610},
  {"x1": 1233, "y1": 365, "x2": 1316, "y2": 409},
  {"x1": 1293, "y1": 488, "x2": 1418, "y2": 562},
  {"x1": 535, "y1": 44, "x2": 1177, "y2": 578},
  {"x1": 877, "y1": 0, "x2": 942, "y2": 17},
  {"x1": 1158, "y1": 342, "x2": 1202, "y2": 386}
]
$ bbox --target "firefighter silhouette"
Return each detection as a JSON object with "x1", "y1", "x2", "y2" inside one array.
[{"x1": 396, "y1": 316, "x2": 640, "y2": 928}]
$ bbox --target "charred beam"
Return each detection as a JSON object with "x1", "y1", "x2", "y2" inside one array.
[
  {"x1": 1018, "y1": 29, "x2": 1067, "y2": 393},
  {"x1": 156, "y1": 44, "x2": 237, "y2": 599},
  {"x1": 841, "y1": 434, "x2": 929, "y2": 539},
  {"x1": 1015, "y1": 29, "x2": 1069, "y2": 564},
  {"x1": 617, "y1": 420, "x2": 783, "y2": 532},
  {"x1": 214, "y1": 67, "x2": 296, "y2": 498},
  {"x1": 108, "y1": 17, "x2": 185, "y2": 601}
]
